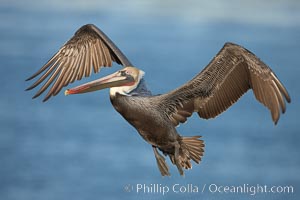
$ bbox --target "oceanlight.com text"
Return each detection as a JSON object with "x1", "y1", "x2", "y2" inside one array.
[{"x1": 124, "y1": 183, "x2": 294, "y2": 196}]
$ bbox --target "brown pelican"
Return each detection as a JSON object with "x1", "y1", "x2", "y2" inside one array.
[{"x1": 26, "y1": 24, "x2": 291, "y2": 176}]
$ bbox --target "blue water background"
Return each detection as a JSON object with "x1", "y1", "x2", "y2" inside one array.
[{"x1": 0, "y1": 0, "x2": 300, "y2": 199}]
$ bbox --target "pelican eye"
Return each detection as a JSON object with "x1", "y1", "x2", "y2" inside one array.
[
  {"x1": 120, "y1": 70, "x2": 132, "y2": 76},
  {"x1": 120, "y1": 70, "x2": 127, "y2": 76}
]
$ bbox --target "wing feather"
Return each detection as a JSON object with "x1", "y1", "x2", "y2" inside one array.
[
  {"x1": 26, "y1": 24, "x2": 132, "y2": 101},
  {"x1": 156, "y1": 42, "x2": 290, "y2": 125},
  {"x1": 33, "y1": 63, "x2": 63, "y2": 100},
  {"x1": 67, "y1": 46, "x2": 83, "y2": 84}
]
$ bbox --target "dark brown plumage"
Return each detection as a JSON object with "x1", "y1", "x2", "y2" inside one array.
[
  {"x1": 157, "y1": 42, "x2": 291, "y2": 125},
  {"x1": 26, "y1": 24, "x2": 290, "y2": 176}
]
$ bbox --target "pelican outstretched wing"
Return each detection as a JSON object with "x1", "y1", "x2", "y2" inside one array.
[
  {"x1": 158, "y1": 42, "x2": 291, "y2": 125},
  {"x1": 26, "y1": 24, "x2": 132, "y2": 101}
]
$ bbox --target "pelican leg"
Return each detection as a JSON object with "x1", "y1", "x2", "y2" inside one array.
[
  {"x1": 152, "y1": 146, "x2": 170, "y2": 176},
  {"x1": 174, "y1": 143, "x2": 184, "y2": 176}
]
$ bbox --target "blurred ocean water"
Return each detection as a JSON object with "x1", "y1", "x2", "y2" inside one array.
[{"x1": 0, "y1": 0, "x2": 299, "y2": 199}]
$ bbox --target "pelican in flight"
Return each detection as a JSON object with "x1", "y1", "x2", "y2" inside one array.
[{"x1": 26, "y1": 24, "x2": 290, "y2": 176}]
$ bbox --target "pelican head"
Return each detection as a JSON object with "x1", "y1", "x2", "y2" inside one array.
[{"x1": 65, "y1": 66, "x2": 144, "y2": 96}]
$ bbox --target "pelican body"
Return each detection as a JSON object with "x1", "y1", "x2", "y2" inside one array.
[{"x1": 26, "y1": 24, "x2": 290, "y2": 176}]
